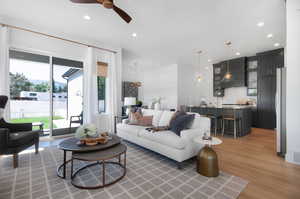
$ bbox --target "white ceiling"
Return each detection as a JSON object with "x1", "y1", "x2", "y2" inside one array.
[{"x1": 0, "y1": 0, "x2": 286, "y2": 65}]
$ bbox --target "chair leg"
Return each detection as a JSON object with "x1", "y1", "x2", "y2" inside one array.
[
  {"x1": 214, "y1": 118, "x2": 217, "y2": 136},
  {"x1": 35, "y1": 141, "x2": 39, "y2": 154},
  {"x1": 234, "y1": 120, "x2": 237, "y2": 139},
  {"x1": 13, "y1": 153, "x2": 18, "y2": 168},
  {"x1": 222, "y1": 120, "x2": 225, "y2": 137}
]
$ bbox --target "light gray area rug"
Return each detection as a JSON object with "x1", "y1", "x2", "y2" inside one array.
[{"x1": 0, "y1": 142, "x2": 248, "y2": 199}]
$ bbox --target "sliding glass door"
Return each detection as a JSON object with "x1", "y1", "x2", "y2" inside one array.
[
  {"x1": 9, "y1": 50, "x2": 83, "y2": 136},
  {"x1": 52, "y1": 57, "x2": 83, "y2": 136},
  {"x1": 9, "y1": 50, "x2": 51, "y2": 135}
]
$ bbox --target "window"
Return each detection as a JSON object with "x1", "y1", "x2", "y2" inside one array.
[{"x1": 97, "y1": 62, "x2": 108, "y2": 113}]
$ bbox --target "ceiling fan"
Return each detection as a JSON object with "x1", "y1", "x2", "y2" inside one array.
[{"x1": 70, "y1": 0, "x2": 132, "y2": 23}]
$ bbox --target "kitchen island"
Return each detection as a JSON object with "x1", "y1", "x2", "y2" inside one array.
[{"x1": 189, "y1": 106, "x2": 252, "y2": 137}]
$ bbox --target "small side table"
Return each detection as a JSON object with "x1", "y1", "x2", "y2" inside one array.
[{"x1": 194, "y1": 137, "x2": 222, "y2": 177}]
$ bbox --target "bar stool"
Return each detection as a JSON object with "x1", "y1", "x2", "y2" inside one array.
[
  {"x1": 203, "y1": 114, "x2": 222, "y2": 136},
  {"x1": 221, "y1": 109, "x2": 242, "y2": 139}
]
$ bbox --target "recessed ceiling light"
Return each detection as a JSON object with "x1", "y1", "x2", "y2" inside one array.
[
  {"x1": 267, "y1": 33, "x2": 273, "y2": 38},
  {"x1": 274, "y1": 43, "x2": 280, "y2": 47},
  {"x1": 132, "y1": 33, "x2": 137, "y2": 37},
  {"x1": 208, "y1": 59, "x2": 211, "y2": 62},
  {"x1": 83, "y1": 15, "x2": 91, "y2": 20},
  {"x1": 257, "y1": 22, "x2": 265, "y2": 27},
  {"x1": 236, "y1": 52, "x2": 241, "y2": 56}
]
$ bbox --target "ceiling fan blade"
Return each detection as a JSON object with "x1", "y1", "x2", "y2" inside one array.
[
  {"x1": 70, "y1": 0, "x2": 100, "y2": 4},
  {"x1": 113, "y1": 5, "x2": 132, "y2": 23}
]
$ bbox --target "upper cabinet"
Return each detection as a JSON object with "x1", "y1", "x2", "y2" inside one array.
[
  {"x1": 213, "y1": 63, "x2": 225, "y2": 97},
  {"x1": 216, "y1": 57, "x2": 247, "y2": 89},
  {"x1": 247, "y1": 56, "x2": 258, "y2": 96}
]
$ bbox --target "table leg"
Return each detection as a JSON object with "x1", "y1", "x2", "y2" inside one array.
[
  {"x1": 102, "y1": 160, "x2": 105, "y2": 186},
  {"x1": 118, "y1": 155, "x2": 121, "y2": 164},
  {"x1": 71, "y1": 157, "x2": 73, "y2": 179},
  {"x1": 63, "y1": 150, "x2": 67, "y2": 179},
  {"x1": 124, "y1": 152, "x2": 126, "y2": 168}
]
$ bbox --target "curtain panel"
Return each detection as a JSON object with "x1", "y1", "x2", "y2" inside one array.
[
  {"x1": 84, "y1": 47, "x2": 118, "y2": 133},
  {"x1": 0, "y1": 26, "x2": 10, "y2": 120}
]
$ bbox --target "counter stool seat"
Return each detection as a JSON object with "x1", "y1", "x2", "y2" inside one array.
[
  {"x1": 203, "y1": 114, "x2": 222, "y2": 136},
  {"x1": 222, "y1": 115, "x2": 242, "y2": 139}
]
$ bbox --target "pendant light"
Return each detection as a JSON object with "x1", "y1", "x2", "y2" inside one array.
[
  {"x1": 224, "y1": 60, "x2": 232, "y2": 80},
  {"x1": 224, "y1": 41, "x2": 232, "y2": 80},
  {"x1": 196, "y1": 50, "x2": 203, "y2": 82}
]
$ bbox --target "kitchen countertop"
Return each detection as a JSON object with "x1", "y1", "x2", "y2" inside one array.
[{"x1": 187, "y1": 105, "x2": 255, "y2": 109}]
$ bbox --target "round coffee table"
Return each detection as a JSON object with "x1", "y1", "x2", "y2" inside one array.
[
  {"x1": 71, "y1": 144, "x2": 127, "y2": 189},
  {"x1": 194, "y1": 137, "x2": 222, "y2": 177},
  {"x1": 57, "y1": 135, "x2": 121, "y2": 179}
]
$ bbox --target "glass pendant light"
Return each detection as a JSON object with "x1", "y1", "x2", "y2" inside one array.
[
  {"x1": 224, "y1": 41, "x2": 232, "y2": 80},
  {"x1": 224, "y1": 60, "x2": 232, "y2": 80},
  {"x1": 196, "y1": 50, "x2": 203, "y2": 82}
]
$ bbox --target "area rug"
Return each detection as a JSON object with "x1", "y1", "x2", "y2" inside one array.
[{"x1": 0, "y1": 142, "x2": 248, "y2": 199}]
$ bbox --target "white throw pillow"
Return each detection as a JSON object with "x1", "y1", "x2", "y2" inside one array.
[
  {"x1": 0, "y1": 108, "x2": 4, "y2": 119},
  {"x1": 142, "y1": 109, "x2": 163, "y2": 126},
  {"x1": 152, "y1": 110, "x2": 163, "y2": 127},
  {"x1": 158, "y1": 111, "x2": 175, "y2": 127}
]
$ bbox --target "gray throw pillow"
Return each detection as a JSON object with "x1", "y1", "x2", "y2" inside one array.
[{"x1": 170, "y1": 114, "x2": 195, "y2": 136}]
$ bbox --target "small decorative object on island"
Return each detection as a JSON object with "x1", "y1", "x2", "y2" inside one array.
[
  {"x1": 75, "y1": 124, "x2": 108, "y2": 146},
  {"x1": 200, "y1": 98, "x2": 208, "y2": 107}
]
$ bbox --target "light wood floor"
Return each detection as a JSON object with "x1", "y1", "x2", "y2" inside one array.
[{"x1": 214, "y1": 128, "x2": 300, "y2": 199}]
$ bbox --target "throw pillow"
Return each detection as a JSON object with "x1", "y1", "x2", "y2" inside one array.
[
  {"x1": 169, "y1": 111, "x2": 186, "y2": 127},
  {"x1": 170, "y1": 114, "x2": 195, "y2": 136},
  {"x1": 129, "y1": 111, "x2": 143, "y2": 124},
  {"x1": 136, "y1": 116, "x2": 153, "y2": 126}
]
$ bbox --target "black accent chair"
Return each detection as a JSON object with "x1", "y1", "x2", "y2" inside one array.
[{"x1": 0, "y1": 95, "x2": 40, "y2": 168}]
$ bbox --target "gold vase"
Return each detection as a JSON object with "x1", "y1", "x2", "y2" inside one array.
[{"x1": 196, "y1": 146, "x2": 219, "y2": 177}]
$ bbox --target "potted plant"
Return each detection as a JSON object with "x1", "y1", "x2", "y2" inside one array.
[{"x1": 75, "y1": 124, "x2": 99, "y2": 145}]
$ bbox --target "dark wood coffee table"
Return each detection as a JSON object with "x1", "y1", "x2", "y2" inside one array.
[{"x1": 57, "y1": 135, "x2": 121, "y2": 179}]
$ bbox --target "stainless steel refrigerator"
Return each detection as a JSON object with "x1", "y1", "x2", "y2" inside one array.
[{"x1": 276, "y1": 67, "x2": 286, "y2": 157}]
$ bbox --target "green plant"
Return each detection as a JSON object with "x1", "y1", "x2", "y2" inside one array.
[{"x1": 75, "y1": 124, "x2": 98, "y2": 139}]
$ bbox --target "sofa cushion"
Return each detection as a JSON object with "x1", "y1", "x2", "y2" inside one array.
[
  {"x1": 117, "y1": 123, "x2": 148, "y2": 136},
  {"x1": 142, "y1": 109, "x2": 163, "y2": 127},
  {"x1": 138, "y1": 130, "x2": 186, "y2": 150},
  {"x1": 158, "y1": 111, "x2": 175, "y2": 127},
  {"x1": 170, "y1": 114, "x2": 195, "y2": 136}
]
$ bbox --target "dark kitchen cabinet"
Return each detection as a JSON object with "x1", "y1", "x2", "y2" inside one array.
[
  {"x1": 218, "y1": 57, "x2": 247, "y2": 88},
  {"x1": 257, "y1": 49, "x2": 284, "y2": 129},
  {"x1": 247, "y1": 56, "x2": 258, "y2": 96},
  {"x1": 213, "y1": 63, "x2": 224, "y2": 97}
]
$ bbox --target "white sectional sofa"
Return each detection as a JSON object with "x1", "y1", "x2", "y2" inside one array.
[{"x1": 116, "y1": 109, "x2": 210, "y2": 168}]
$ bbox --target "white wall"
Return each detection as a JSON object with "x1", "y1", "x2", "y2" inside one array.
[
  {"x1": 141, "y1": 64, "x2": 179, "y2": 110},
  {"x1": 178, "y1": 64, "x2": 202, "y2": 107},
  {"x1": 286, "y1": 0, "x2": 300, "y2": 165}
]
